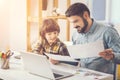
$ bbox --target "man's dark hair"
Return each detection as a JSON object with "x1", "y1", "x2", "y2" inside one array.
[{"x1": 65, "y1": 3, "x2": 90, "y2": 17}]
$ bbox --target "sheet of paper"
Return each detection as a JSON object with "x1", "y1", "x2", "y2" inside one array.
[
  {"x1": 44, "y1": 53, "x2": 78, "y2": 62},
  {"x1": 67, "y1": 40, "x2": 104, "y2": 58}
]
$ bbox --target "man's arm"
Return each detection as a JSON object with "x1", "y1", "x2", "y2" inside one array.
[{"x1": 100, "y1": 27, "x2": 120, "y2": 63}]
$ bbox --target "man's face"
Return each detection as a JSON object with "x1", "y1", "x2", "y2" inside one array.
[{"x1": 68, "y1": 15, "x2": 88, "y2": 33}]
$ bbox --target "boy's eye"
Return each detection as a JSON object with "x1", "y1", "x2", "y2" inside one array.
[
  {"x1": 54, "y1": 32, "x2": 57, "y2": 34},
  {"x1": 47, "y1": 33, "x2": 51, "y2": 35}
]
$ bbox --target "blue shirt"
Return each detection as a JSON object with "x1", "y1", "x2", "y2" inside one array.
[{"x1": 72, "y1": 20, "x2": 120, "y2": 74}]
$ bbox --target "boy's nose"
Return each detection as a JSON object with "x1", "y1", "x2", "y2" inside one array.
[{"x1": 50, "y1": 34, "x2": 55, "y2": 39}]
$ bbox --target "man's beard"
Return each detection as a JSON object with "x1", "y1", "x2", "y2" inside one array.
[{"x1": 77, "y1": 17, "x2": 88, "y2": 33}]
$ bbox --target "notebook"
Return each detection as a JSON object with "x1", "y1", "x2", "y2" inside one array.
[{"x1": 20, "y1": 51, "x2": 74, "y2": 80}]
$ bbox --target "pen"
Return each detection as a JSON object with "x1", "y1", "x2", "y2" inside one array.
[{"x1": 6, "y1": 50, "x2": 14, "y2": 59}]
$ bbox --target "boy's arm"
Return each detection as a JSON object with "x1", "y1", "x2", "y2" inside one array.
[
  {"x1": 59, "y1": 44, "x2": 70, "y2": 56},
  {"x1": 31, "y1": 41, "x2": 43, "y2": 55}
]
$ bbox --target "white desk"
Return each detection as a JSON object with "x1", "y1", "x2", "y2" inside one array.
[{"x1": 0, "y1": 56, "x2": 113, "y2": 80}]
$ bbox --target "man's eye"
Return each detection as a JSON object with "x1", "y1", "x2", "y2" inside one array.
[{"x1": 74, "y1": 20, "x2": 78, "y2": 23}]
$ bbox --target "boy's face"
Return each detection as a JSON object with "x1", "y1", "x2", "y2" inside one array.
[{"x1": 45, "y1": 31, "x2": 59, "y2": 44}]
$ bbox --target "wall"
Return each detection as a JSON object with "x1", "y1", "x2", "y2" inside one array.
[
  {"x1": 0, "y1": 0, "x2": 10, "y2": 51},
  {"x1": 0, "y1": 0, "x2": 26, "y2": 51},
  {"x1": 110, "y1": 0, "x2": 120, "y2": 24},
  {"x1": 9, "y1": 0, "x2": 26, "y2": 51}
]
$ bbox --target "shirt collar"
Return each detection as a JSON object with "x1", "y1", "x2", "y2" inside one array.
[
  {"x1": 44, "y1": 38, "x2": 60, "y2": 46},
  {"x1": 87, "y1": 19, "x2": 97, "y2": 34}
]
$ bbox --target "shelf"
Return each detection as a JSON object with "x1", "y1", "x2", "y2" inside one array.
[
  {"x1": 27, "y1": 16, "x2": 39, "y2": 23},
  {"x1": 47, "y1": 15, "x2": 67, "y2": 19},
  {"x1": 27, "y1": 15, "x2": 67, "y2": 23}
]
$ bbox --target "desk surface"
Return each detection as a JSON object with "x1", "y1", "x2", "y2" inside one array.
[{"x1": 0, "y1": 54, "x2": 113, "y2": 80}]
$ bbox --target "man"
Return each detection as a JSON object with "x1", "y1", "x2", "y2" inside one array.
[{"x1": 65, "y1": 3, "x2": 120, "y2": 74}]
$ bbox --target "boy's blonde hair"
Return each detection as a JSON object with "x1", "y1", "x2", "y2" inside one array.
[{"x1": 40, "y1": 18, "x2": 60, "y2": 39}]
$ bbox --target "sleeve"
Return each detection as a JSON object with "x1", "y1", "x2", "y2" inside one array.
[
  {"x1": 58, "y1": 43, "x2": 70, "y2": 56},
  {"x1": 58, "y1": 43, "x2": 79, "y2": 66},
  {"x1": 31, "y1": 41, "x2": 44, "y2": 55},
  {"x1": 103, "y1": 27, "x2": 120, "y2": 63}
]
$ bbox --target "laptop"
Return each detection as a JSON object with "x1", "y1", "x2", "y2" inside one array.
[{"x1": 20, "y1": 51, "x2": 74, "y2": 80}]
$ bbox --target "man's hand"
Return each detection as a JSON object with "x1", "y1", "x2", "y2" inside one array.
[
  {"x1": 49, "y1": 58, "x2": 59, "y2": 65},
  {"x1": 99, "y1": 49, "x2": 114, "y2": 60}
]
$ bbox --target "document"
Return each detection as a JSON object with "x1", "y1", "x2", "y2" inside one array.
[
  {"x1": 67, "y1": 40, "x2": 104, "y2": 58},
  {"x1": 44, "y1": 53, "x2": 78, "y2": 62}
]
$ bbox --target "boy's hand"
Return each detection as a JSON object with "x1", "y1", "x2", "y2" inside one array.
[
  {"x1": 49, "y1": 58, "x2": 59, "y2": 65},
  {"x1": 99, "y1": 49, "x2": 114, "y2": 60}
]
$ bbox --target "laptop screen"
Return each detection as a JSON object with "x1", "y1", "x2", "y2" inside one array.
[{"x1": 21, "y1": 51, "x2": 73, "y2": 80}]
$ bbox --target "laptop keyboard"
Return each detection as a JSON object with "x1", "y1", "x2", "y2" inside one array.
[
  {"x1": 53, "y1": 73, "x2": 63, "y2": 78},
  {"x1": 0, "y1": 78, "x2": 3, "y2": 80}
]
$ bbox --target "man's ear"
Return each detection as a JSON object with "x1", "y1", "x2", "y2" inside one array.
[{"x1": 83, "y1": 11, "x2": 89, "y2": 19}]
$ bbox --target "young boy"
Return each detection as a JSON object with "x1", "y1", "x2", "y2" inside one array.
[{"x1": 32, "y1": 18, "x2": 70, "y2": 64}]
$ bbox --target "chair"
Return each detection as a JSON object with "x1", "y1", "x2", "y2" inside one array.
[
  {"x1": 114, "y1": 64, "x2": 117, "y2": 80},
  {"x1": 114, "y1": 64, "x2": 120, "y2": 80}
]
